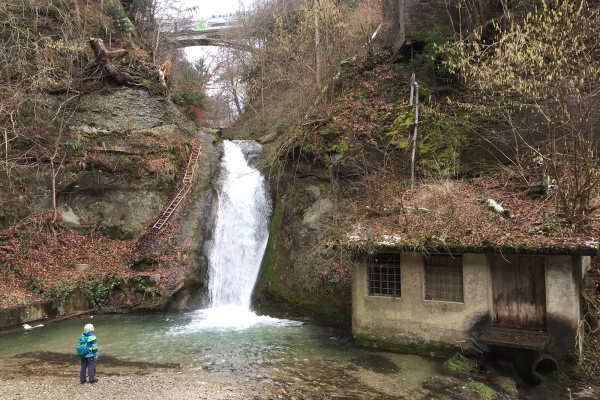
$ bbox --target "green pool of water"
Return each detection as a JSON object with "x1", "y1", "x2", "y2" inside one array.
[{"x1": 0, "y1": 308, "x2": 450, "y2": 398}]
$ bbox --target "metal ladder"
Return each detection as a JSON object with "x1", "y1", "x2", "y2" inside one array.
[{"x1": 153, "y1": 144, "x2": 201, "y2": 230}]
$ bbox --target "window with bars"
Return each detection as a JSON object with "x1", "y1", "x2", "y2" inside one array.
[
  {"x1": 424, "y1": 254, "x2": 463, "y2": 302},
  {"x1": 367, "y1": 253, "x2": 401, "y2": 297}
]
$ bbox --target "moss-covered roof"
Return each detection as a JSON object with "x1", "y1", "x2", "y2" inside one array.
[{"x1": 336, "y1": 177, "x2": 599, "y2": 255}]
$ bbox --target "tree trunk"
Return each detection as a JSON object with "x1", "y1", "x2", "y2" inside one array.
[
  {"x1": 89, "y1": 38, "x2": 132, "y2": 85},
  {"x1": 50, "y1": 127, "x2": 65, "y2": 225},
  {"x1": 99, "y1": 0, "x2": 107, "y2": 33},
  {"x1": 69, "y1": 0, "x2": 81, "y2": 29},
  {"x1": 230, "y1": 77, "x2": 243, "y2": 116},
  {"x1": 314, "y1": 0, "x2": 321, "y2": 89}
]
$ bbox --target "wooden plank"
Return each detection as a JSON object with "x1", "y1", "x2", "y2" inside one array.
[
  {"x1": 492, "y1": 254, "x2": 520, "y2": 328},
  {"x1": 518, "y1": 256, "x2": 546, "y2": 331},
  {"x1": 479, "y1": 327, "x2": 550, "y2": 351},
  {"x1": 491, "y1": 255, "x2": 546, "y2": 331}
]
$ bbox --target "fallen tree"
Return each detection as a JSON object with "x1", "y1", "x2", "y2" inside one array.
[{"x1": 89, "y1": 37, "x2": 132, "y2": 85}]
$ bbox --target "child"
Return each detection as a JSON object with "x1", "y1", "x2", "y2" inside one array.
[{"x1": 80, "y1": 323, "x2": 99, "y2": 384}]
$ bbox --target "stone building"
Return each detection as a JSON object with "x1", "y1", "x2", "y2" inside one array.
[{"x1": 352, "y1": 251, "x2": 591, "y2": 363}]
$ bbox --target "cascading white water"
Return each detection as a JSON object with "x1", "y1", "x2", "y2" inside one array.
[
  {"x1": 207, "y1": 140, "x2": 271, "y2": 310},
  {"x1": 171, "y1": 140, "x2": 298, "y2": 330}
]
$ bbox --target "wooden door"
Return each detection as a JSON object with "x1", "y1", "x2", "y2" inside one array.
[{"x1": 491, "y1": 255, "x2": 546, "y2": 331}]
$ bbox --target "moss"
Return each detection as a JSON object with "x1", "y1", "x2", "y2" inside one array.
[
  {"x1": 493, "y1": 376, "x2": 518, "y2": 396},
  {"x1": 257, "y1": 200, "x2": 284, "y2": 290},
  {"x1": 354, "y1": 335, "x2": 458, "y2": 359},
  {"x1": 443, "y1": 353, "x2": 478, "y2": 373},
  {"x1": 329, "y1": 141, "x2": 349, "y2": 153},
  {"x1": 253, "y1": 200, "x2": 351, "y2": 326},
  {"x1": 465, "y1": 382, "x2": 498, "y2": 400},
  {"x1": 384, "y1": 110, "x2": 413, "y2": 150}
]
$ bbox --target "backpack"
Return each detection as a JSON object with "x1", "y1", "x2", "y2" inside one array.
[{"x1": 76, "y1": 335, "x2": 89, "y2": 357}]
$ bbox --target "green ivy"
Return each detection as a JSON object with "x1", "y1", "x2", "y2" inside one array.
[
  {"x1": 44, "y1": 280, "x2": 77, "y2": 305},
  {"x1": 329, "y1": 141, "x2": 349, "y2": 153},
  {"x1": 82, "y1": 276, "x2": 118, "y2": 309}
]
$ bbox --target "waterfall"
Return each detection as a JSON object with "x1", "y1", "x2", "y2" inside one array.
[
  {"x1": 169, "y1": 140, "x2": 301, "y2": 332},
  {"x1": 207, "y1": 140, "x2": 271, "y2": 311}
]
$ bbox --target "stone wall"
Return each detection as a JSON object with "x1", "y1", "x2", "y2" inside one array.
[{"x1": 0, "y1": 292, "x2": 88, "y2": 330}]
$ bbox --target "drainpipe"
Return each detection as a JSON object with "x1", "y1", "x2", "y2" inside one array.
[{"x1": 508, "y1": 349, "x2": 558, "y2": 384}]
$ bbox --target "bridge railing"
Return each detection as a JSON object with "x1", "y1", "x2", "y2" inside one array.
[{"x1": 161, "y1": 13, "x2": 249, "y2": 33}]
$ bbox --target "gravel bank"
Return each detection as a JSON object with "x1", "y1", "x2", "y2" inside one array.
[
  {"x1": 0, "y1": 353, "x2": 280, "y2": 400},
  {"x1": 0, "y1": 374, "x2": 277, "y2": 399}
]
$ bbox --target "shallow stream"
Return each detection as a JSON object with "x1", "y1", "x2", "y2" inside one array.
[{"x1": 0, "y1": 309, "x2": 450, "y2": 399}]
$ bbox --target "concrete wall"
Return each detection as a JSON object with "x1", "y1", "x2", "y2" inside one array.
[
  {"x1": 383, "y1": 0, "x2": 426, "y2": 51},
  {"x1": 383, "y1": 0, "x2": 445, "y2": 55},
  {"x1": 352, "y1": 252, "x2": 587, "y2": 359},
  {"x1": 545, "y1": 255, "x2": 588, "y2": 359},
  {"x1": 352, "y1": 253, "x2": 492, "y2": 355}
]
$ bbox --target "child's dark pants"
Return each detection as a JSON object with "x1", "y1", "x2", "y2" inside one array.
[{"x1": 80, "y1": 356, "x2": 96, "y2": 383}]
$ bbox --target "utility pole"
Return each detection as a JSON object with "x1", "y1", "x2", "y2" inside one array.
[
  {"x1": 314, "y1": 0, "x2": 321, "y2": 88},
  {"x1": 409, "y1": 71, "x2": 419, "y2": 190}
]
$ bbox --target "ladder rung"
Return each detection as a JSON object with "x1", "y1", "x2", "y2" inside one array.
[{"x1": 153, "y1": 144, "x2": 202, "y2": 230}]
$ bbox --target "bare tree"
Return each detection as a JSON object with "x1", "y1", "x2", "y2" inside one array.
[
  {"x1": 242, "y1": 0, "x2": 383, "y2": 124},
  {"x1": 130, "y1": 0, "x2": 195, "y2": 64},
  {"x1": 212, "y1": 48, "x2": 251, "y2": 119},
  {"x1": 0, "y1": 1, "x2": 82, "y2": 224},
  {"x1": 444, "y1": 0, "x2": 600, "y2": 224}
]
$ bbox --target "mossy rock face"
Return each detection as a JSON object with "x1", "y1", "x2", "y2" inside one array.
[
  {"x1": 493, "y1": 376, "x2": 518, "y2": 396},
  {"x1": 443, "y1": 353, "x2": 478, "y2": 374},
  {"x1": 253, "y1": 199, "x2": 352, "y2": 326},
  {"x1": 464, "y1": 381, "x2": 498, "y2": 400}
]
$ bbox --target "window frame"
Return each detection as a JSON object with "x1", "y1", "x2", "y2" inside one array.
[
  {"x1": 424, "y1": 254, "x2": 464, "y2": 303},
  {"x1": 367, "y1": 253, "x2": 401, "y2": 298}
]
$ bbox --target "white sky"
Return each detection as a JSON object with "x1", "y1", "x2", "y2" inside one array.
[
  {"x1": 181, "y1": 0, "x2": 243, "y2": 19},
  {"x1": 180, "y1": 0, "x2": 247, "y2": 61}
]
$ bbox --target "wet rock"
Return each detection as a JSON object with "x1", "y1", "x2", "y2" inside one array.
[
  {"x1": 460, "y1": 381, "x2": 497, "y2": 399},
  {"x1": 305, "y1": 185, "x2": 321, "y2": 200},
  {"x1": 349, "y1": 354, "x2": 399, "y2": 374},
  {"x1": 422, "y1": 375, "x2": 457, "y2": 390},
  {"x1": 443, "y1": 353, "x2": 479, "y2": 374}
]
